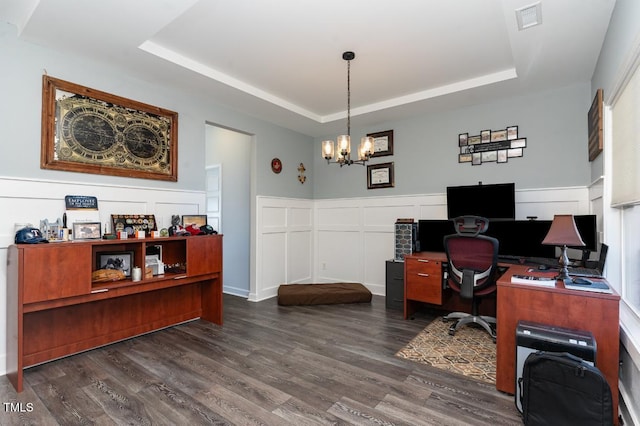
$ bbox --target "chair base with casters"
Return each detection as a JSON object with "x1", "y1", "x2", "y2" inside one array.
[{"x1": 443, "y1": 311, "x2": 496, "y2": 342}]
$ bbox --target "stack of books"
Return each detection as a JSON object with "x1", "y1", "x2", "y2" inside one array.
[{"x1": 510, "y1": 274, "x2": 557, "y2": 287}]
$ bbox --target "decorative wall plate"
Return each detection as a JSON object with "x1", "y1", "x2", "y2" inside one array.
[{"x1": 271, "y1": 158, "x2": 282, "y2": 174}]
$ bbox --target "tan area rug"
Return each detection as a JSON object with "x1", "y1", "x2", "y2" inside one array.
[{"x1": 396, "y1": 319, "x2": 496, "y2": 384}]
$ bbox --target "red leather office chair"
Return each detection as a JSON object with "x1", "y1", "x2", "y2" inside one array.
[{"x1": 443, "y1": 216, "x2": 499, "y2": 342}]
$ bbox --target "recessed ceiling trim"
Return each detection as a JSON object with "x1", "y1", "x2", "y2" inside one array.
[
  {"x1": 323, "y1": 68, "x2": 519, "y2": 122},
  {"x1": 142, "y1": 40, "x2": 517, "y2": 125},
  {"x1": 139, "y1": 40, "x2": 324, "y2": 123}
]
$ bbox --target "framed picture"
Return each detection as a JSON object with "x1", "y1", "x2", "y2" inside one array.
[
  {"x1": 182, "y1": 215, "x2": 207, "y2": 227},
  {"x1": 96, "y1": 251, "x2": 134, "y2": 277},
  {"x1": 588, "y1": 88, "x2": 603, "y2": 161},
  {"x1": 508, "y1": 148, "x2": 523, "y2": 158},
  {"x1": 72, "y1": 222, "x2": 101, "y2": 240},
  {"x1": 458, "y1": 133, "x2": 468, "y2": 147},
  {"x1": 468, "y1": 135, "x2": 482, "y2": 145},
  {"x1": 497, "y1": 150, "x2": 508, "y2": 163},
  {"x1": 481, "y1": 151, "x2": 497, "y2": 162},
  {"x1": 481, "y1": 130, "x2": 491, "y2": 143},
  {"x1": 111, "y1": 214, "x2": 157, "y2": 238},
  {"x1": 510, "y1": 138, "x2": 527, "y2": 148},
  {"x1": 472, "y1": 152, "x2": 482, "y2": 165},
  {"x1": 459, "y1": 153, "x2": 472, "y2": 163},
  {"x1": 506, "y1": 125, "x2": 519, "y2": 140},
  {"x1": 368, "y1": 130, "x2": 394, "y2": 157},
  {"x1": 41, "y1": 75, "x2": 178, "y2": 181},
  {"x1": 491, "y1": 130, "x2": 507, "y2": 142},
  {"x1": 367, "y1": 162, "x2": 395, "y2": 189}
]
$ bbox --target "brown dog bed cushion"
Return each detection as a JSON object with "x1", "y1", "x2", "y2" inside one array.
[{"x1": 277, "y1": 283, "x2": 372, "y2": 306}]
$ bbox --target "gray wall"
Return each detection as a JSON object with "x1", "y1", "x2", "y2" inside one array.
[
  {"x1": 0, "y1": 22, "x2": 314, "y2": 199},
  {"x1": 313, "y1": 83, "x2": 592, "y2": 199},
  {"x1": 590, "y1": 0, "x2": 640, "y2": 183},
  {"x1": 206, "y1": 125, "x2": 251, "y2": 295}
]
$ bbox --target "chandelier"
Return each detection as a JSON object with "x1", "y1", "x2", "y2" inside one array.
[{"x1": 322, "y1": 51, "x2": 374, "y2": 166}]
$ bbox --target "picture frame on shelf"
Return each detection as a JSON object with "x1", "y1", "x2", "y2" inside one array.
[
  {"x1": 368, "y1": 130, "x2": 394, "y2": 157},
  {"x1": 507, "y1": 125, "x2": 519, "y2": 140},
  {"x1": 182, "y1": 215, "x2": 207, "y2": 227},
  {"x1": 481, "y1": 130, "x2": 491, "y2": 143},
  {"x1": 96, "y1": 251, "x2": 134, "y2": 277},
  {"x1": 72, "y1": 222, "x2": 101, "y2": 240},
  {"x1": 367, "y1": 162, "x2": 395, "y2": 189},
  {"x1": 41, "y1": 75, "x2": 178, "y2": 181}
]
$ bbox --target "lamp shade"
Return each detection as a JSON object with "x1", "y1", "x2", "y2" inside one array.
[{"x1": 542, "y1": 214, "x2": 585, "y2": 247}]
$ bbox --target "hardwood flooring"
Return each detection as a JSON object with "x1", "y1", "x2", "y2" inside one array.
[{"x1": 0, "y1": 294, "x2": 522, "y2": 425}]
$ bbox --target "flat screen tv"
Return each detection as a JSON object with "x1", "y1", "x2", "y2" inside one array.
[{"x1": 446, "y1": 182, "x2": 516, "y2": 220}]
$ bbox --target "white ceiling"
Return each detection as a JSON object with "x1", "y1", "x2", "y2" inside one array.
[{"x1": 1, "y1": 0, "x2": 616, "y2": 137}]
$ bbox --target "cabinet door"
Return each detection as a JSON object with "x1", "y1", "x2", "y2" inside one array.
[
  {"x1": 187, "y1": 235, "x2": 222, "y2": 277},
  {"x1": 23, "y1": 244, "x2": 92, "y2": 303},
  {"x1": 405, "y1": 257, "x2": 443, "y2": 304}
]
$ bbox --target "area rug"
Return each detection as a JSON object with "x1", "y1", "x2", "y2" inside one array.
[{"x1": 396, "y1": 319, "x2": 496, "y2": 384}]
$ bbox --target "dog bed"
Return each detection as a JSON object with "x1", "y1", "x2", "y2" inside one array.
[{"x1": 277, "y1": 283, "x2": 372, "y2": 306}]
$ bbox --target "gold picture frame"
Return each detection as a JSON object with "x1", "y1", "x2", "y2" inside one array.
[{"x1": 41, "y1": 75, "x2": 178, "y2": 181}]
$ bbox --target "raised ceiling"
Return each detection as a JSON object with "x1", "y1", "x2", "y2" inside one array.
[{"x1": 0, "y1": 0, "x2": 616, "y2": 137}]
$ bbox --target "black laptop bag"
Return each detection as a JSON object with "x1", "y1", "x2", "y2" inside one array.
[{"x1": 521, "y1": 351, "x2": 613, "y2": 426}]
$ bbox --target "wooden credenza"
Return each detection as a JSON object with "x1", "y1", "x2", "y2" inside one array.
[{"x1": 6, "y1": 234, "x2": 223, "y2": 392}]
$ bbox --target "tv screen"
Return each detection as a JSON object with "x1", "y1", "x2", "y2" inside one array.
[{"x1": 446, "y1": 183, "x2": 516, "y2": 220}]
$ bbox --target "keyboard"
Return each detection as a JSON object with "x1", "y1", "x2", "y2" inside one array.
[{"x1": 567, "y1": 266, "x2": 602, "y2": 278}]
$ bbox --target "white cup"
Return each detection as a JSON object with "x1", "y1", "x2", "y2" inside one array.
[{"x1": 132, "y1": 267, "x2": 142, "y2": 282}]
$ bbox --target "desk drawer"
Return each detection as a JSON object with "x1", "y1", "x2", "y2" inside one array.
[{"x1": 405, "y1": 258, "x2": 444, "y2": 304}]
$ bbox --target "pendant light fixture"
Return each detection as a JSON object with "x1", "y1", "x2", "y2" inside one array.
[{"x1": 322, "y1": 51, "x2": 374, "y2": 167}]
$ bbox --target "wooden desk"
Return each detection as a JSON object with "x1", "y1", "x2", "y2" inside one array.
[
  {"x1": 403, "y1": 252, "x2": 496, "y2": 319},
  {"x1": 496, "y1": 265, "x2": 620, "y2": 424}
]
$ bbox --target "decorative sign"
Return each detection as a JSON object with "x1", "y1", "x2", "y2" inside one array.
[
  {"x1": 65, "y1": 195, "x2": 98, "y2": 210},
  {"x1": 458, "y1": 125, "x2": 526, "y2": 165}
]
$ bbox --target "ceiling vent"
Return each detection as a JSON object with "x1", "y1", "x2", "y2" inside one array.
[{"x1": 516, "y1": 2, "x2": 542, "y2": 30}]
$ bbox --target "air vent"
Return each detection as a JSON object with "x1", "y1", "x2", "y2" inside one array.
[{"x1": 516, "y1": 2, "x2": 542, "y2": 30}]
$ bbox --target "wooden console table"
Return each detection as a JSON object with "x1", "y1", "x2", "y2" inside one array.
[
  {"x1": 496, "y1": 264, "x2": 620, "y2": 424},
  {"x1": 7, "y1": 234, "x2": 223, "y2": 392}
]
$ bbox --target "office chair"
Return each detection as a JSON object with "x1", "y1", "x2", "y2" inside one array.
[{"x1": 443, "y1": 216, "x2": 500, "y2": 342}]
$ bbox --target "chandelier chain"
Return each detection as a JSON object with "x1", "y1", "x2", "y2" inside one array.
[{"x1": 347, "y1": 58, "x2": 351, "y2": 137}]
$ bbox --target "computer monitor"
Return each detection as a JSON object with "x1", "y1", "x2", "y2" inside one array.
[
  {"x1": 573, "y1": 215, "x2": 598, "y2": 252},
  {"x1": 446, "y1": 183, "x2": 516, "y2": 220}
]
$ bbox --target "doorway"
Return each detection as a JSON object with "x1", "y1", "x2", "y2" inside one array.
[{"x1": 205, "y1": 124, "x2": 252, "y2": 297}]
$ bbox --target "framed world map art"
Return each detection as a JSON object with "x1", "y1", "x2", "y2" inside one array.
[{"x1": 41, "y1": 75, "x2": 178, "y2": 181}]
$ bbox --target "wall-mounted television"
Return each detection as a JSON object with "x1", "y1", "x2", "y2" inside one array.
[{"x1": 446, "y1": 182, "x2": 516, "y2": 220}]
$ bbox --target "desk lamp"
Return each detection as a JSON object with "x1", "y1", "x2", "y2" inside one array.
[{"x1": 542, "y1": 214, "x2": 585, "y2": 280}]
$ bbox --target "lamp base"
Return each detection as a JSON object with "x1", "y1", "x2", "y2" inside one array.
[{"x1": 555, "y1": 245, "x2": 571, "y2": 281}]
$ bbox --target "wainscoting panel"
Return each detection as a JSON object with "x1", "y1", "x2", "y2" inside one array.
[{"x1": 253, "y1": 197, "x2": 314, "y2": 301}]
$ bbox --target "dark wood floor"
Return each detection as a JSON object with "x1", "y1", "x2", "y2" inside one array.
[{"x1": 1, "y1": 294, "x2": 522, "y2": 425}]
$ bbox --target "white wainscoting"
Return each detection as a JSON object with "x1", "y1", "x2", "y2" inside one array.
[
  {"x1": 252, "y1": 197, "x2": 313, "y2": 301},
  {"x1": 0, "y1": 176, "x2": 206, "y2": 376},
  {"x1": 253, "y1": 186, "x2": 592, "y2": 302}
]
